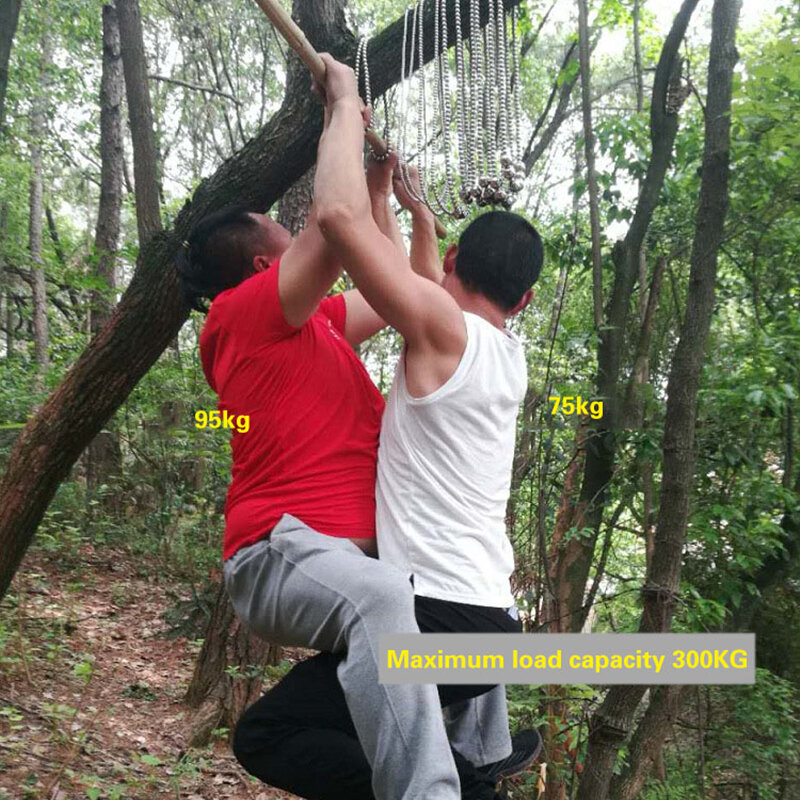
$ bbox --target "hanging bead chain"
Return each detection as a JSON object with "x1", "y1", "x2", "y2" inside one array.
[
  {"x1": 416, "y1": 0, "x2": 435, "y2": 210},
  {"x1": 495, "y1": 1, "x2": 513, "y2": 208},
  {"x1": 453, "y1": 0, "x2": 470, "y2": 214},
  {"x1": 356, "y1": 35, "x2": 393, "y2": 161},
  {"x1": 440, "y1": 0, "x2": 465, "y2": 216},
  {"x1": 391, "y1": 0, "x2": 526, "y2": 218},
  {"x1": 469, "y1": 0, "x2": 484, "y2": 203},
  {"x1": 509, "y1": 4, "x2": 525, "y2": 190},
  {"x1": 398, "y1": 2, "x2": 425, "y2": 203},
  {"x1": 428, "y1": 0, "x2": 451, "y2": 215}
]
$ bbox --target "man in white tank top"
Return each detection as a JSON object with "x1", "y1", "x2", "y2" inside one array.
[
  {"x1": 313, "y1": 56, "x2": 546, "y2": 799},
  {"x1": 313, "y1": 55, "x2": 542, "y2": 612}
]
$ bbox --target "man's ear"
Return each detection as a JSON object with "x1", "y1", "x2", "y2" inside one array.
[
  {"x1": 253, "y1": 254, "x2": 271, "y2": 273},
  {"x1": 508, "y1": 289, "x2": 533, "y2": 317},
  {"x1": 443, "y1": 244, "x2": 458, "y2": 274}
]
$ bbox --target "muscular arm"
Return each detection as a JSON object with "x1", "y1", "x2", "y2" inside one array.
[
  {"x1": 341, "y1": 155, "x2": 406, "y2": 347},
  {"x1": 393, "y1": 166, "x2": 444, "y2": 285},
  {"x1": 343, "y1": 156, "x2": 446, "y2": 348},
  {"x1": 278, "y1": 205, "x2": 343, "y2": 327},
  {"x1": 314, "y1": 63, "x2": 465, "y2": 394}
]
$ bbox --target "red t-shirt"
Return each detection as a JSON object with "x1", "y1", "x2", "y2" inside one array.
[{"x1": 199, "y1": 260, "x2": 385, "y2": 560}]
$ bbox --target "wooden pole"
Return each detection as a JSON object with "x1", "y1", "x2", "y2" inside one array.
[{"x1": 252, "y1": 0, "x2": 448, "y2": 239}]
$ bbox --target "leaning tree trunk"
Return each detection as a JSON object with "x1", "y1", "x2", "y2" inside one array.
[
  {"x1": 87, "y1": 3, "x2": 125, "y2": 492},
  {"x1": 185, "y1": 103, "x2": 318, "y2": 749},
  {"x1": 576, "y1": 1, "x2": 741, "y2": 797},
  {"x1": 558, "y1": 0, "x2": 700, "y2": 635},
  {"x1": 0, "y1": 0, "x2": 22, "y2": 134},
  {"x1": 29, "y1": 31, "x2": 53, "y2": 395},
  {"x1": 0, "y1": 0, "x2": 521, "y2": 602}
]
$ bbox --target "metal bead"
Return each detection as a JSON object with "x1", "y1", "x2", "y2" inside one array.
[
  {"x1": 481, "y1": 186, "x2": 495, "y2": 203},
  {"x1": 478, "y1": 175, "x2": 490, "y2": 189},
  {"x1": 489, "y1": 177, "x2": 500, "y2": 190},
  {"x1": 500, "y1": 154, "x2": 512, "y2": 169},
  {"x1": 502, "y1": 195, "x2": 514, "y2": 210},
  {"x1": 511, "y1": 178, "x2": 525, "y2": 193},
  {"x1": 494, "y1": 189, "x2": 507, "y2": 203}
]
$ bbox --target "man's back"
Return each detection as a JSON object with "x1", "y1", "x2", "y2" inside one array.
[
  {"x1": 376, "y1": 312, "x2": 526, "y2": 607},
  {"x1": 200, "y1": 261, "x2": 385, "y2": 560}
]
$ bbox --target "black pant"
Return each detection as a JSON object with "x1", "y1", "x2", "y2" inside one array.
[{"x1": 233, "y1": 595, "x2": 521, "y2": 800}]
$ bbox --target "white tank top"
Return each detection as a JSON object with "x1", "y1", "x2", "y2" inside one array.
[{"x1": 376, "y1": 312, "x2": 527, "y2": 607}]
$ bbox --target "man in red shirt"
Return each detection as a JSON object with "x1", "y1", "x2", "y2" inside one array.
[{"x1": 177, "y1": 144, "x2": 464, "y2": 799}]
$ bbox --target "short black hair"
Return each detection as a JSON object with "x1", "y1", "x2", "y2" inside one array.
[
  {"x1": 175, "y1": 206, "x2": 262, "y2": 313},
  {"x1": 455, "y1": 211, "x2": 544, "y2": 311}
]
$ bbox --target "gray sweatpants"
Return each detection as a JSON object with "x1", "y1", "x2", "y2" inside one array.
[{"x1": 223, "y1": 514, "x2": 461, "y2": 800}]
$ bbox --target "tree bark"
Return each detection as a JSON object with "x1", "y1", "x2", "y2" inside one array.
[
  {"x1": 576, "y1": 1, "x2": 741, "y2": 797},
  {"x1": 184, "y1": 581, "x2": 279, "y2": 747},
  {"x1": 91, "y1": 4, "x2": 124, "y2": 336},
  {"x1": 29, "y1": 32, "x2": 53, "y2": 394},
  {"x1": 0, "y1": 0, "x2": 22, "y2": 134},
  {"x1": 560, "y1": 0, "x2": 700, "y2": 635},
  {"x1": 632, "y1": 0, "x2": 644, "y2": 113},
  {"x1": 576, "y1": 0, "x2": 603, "y2": 330},
  {"x1": 278, "y1": 167, "x2": 315, "y2": 236},
  {"x1": 117, "y1": 0, "x2": 162, "y2": 246},
  {"x1": 0, "y1": 0, "x2": 522, "y2": 601},
  {"x1": 87, "y1": 3, "x2": 125, "y2": 492}
]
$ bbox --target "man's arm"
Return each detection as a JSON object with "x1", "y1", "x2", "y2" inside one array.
[
  {"x1": 340, "y1": 153, "x2": 405, "y2": 347},
  {"x1": 277, "y1": 93, "x2": 372, "y2": 328},
  {"x1": 393, "y1": 165, "x2": 444, "y2": 285},
  {"x1": 342, "y1": 155, "x2": 446, "y2": 348},
  {"x1": 314, "y1": 56, "x2": 465, "y2": 391}
]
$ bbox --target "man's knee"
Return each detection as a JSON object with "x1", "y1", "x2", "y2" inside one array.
[{"x1": 353, "y1": 565, "x2": 415, "y2": 620}]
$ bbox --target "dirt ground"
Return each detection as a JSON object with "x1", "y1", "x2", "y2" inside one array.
[{"x1": 0, "y1": 545, "x2": 297, "y2": 800}]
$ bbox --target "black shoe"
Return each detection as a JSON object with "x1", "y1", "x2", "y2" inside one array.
[{"x1": 478, "y1": 728, "x2": 543, "y2": 782}]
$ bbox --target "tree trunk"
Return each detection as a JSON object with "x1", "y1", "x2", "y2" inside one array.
[
  {"x1": 0, "y1": 201, "x2": 9, "y2": 356},
  {"x1": 279, "y1": 167, "x2": 315, "y2": 235},
  {"x1": 87, "y1": 3, "x2": 125, "y2": 492},
  {"x1": 0, "y1": 0, "x2": 22, "y2": 133},
  {"x1": 117, "y1": 0, "x2": 161, "y2": 246},
  {"x1": 29, "y1": 32, "x2": 53, "y2": 394},
  {"x1": 576, "y1": 0, "x2": 603, "y2": 330},
  {"x1": 576, "y1": 1, "x2": 741, "y2": 796},
  {"x1": 560, "y1": 0, "x2": 700, "y2": 635},
  {"x1": 184, "y1": 581, "x2": 280, "y2": 747},
  {"x1": 91, "y1": 4, "x2": 124, "y2": 336},
  {"x1": 0, "y1": 0, "x2": 521, "y2": 600},
  {"x1": 632, "y1": 0, "x2": 644, "y2": 113}
]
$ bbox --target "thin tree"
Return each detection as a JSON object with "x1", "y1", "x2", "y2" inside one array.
[
  {"x1": 29, "y1": 31, "x2": 53, "y2": 395},
  {"x1": 576, "y1": 0, "x2": 603, "y2": 330},
  {"x1": 117, "y1": 0, "x2": 161, "y2": 246},
  {"x1": 576, "y1": 1, "x2": 743, "y2": 796},
  {"x1": 87, "y1": 3, "x2": 125, "y2": 491},
  {"x1": 556, "y1": 0, "x2": 700, "y2": 635},
  {"x1": 0, "y1": 0, "x2": 22, "y2": 133}
]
